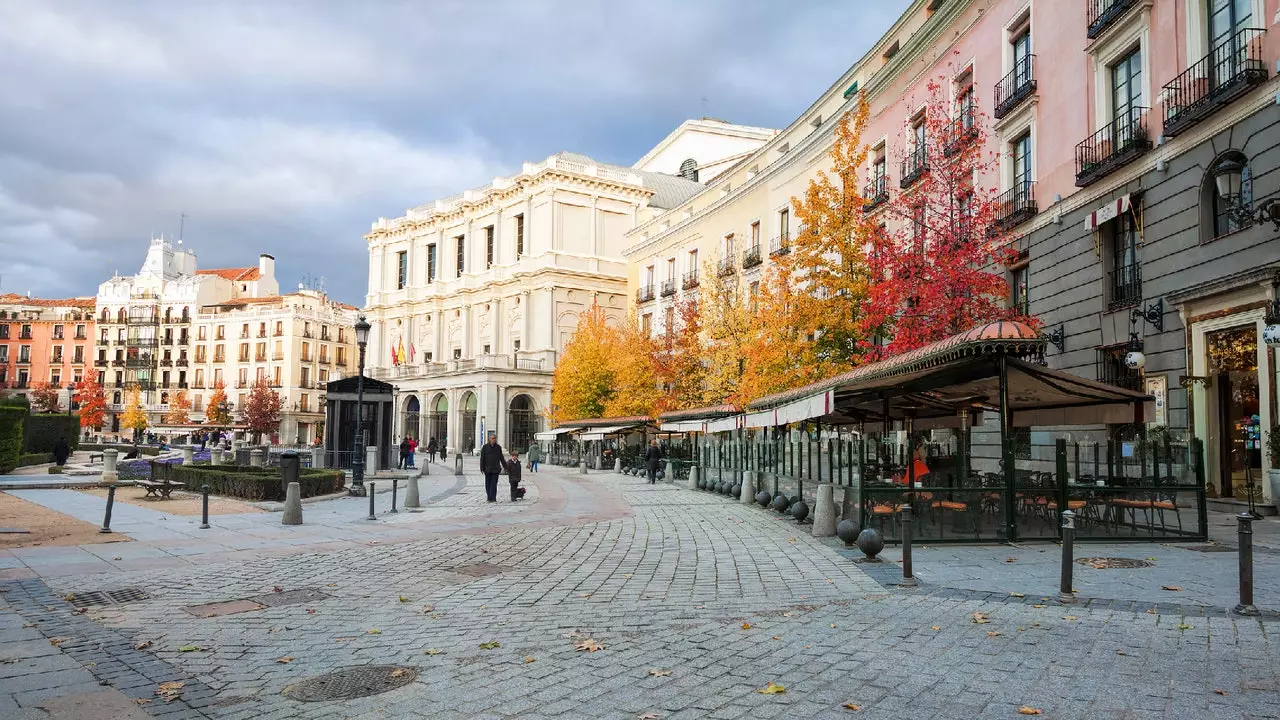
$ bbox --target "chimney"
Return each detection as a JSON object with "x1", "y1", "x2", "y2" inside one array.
[{"x1": 259, "y1": 254, "x2": 275, "y2": 281}]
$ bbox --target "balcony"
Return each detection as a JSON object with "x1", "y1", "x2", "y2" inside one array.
[
  {"x1": 993, "y1": 181, "x2": 1037, "y2": 231},
  {"x1": 681, "y1": 271, "x2": 700, "y2": 291},
  {"x1": 161, "y1": 336, "x2": 173, "y2": 345},
  {"x1": 993, "y1": 54, "x2": 1036, "y2": 119},
  {"x1": 160, "y1": 359, "x2": 172, "y2": 367},
  {"x1": 237, "y1": 355, "x2": 250, "y2": 363},
  {"x1": 74, "y1": 332, "x2": 86, "y2": 340},
  {"x1": 49, "y1": 356, "x2": 64, "y2": 365},
  {"x1": 862, "y1": 176, "x2": 888, "y2": 211},
  {"x1": 71, "y1": 356, "x2": 84, "y2": 365},
  {"x1": 1087, "y1": 0, "x2": 1139, "y2": 40},
  {"x1": 15, "y1": 357, "x2": 30, "y2": 365},
  {"x1": 125, "y1": 381, "x2": 156, "y2": 391},
  {"x1": 273, "y1": 353, "x2": 284, "y2": 361},
  {"x1": 899, "y1": 145, "x2": 928, "y2": 188},
  {"x1": 1108, "y1": 265, "x2": 1142, "y2": 312},
  {"x1": 1162, "y1": 28, "x2": 1267, "y2": 138},
  {"x1": 125, "y1": 356, "x2": 155, "y2": 368},
  {"x1": 113, "y1": 338, "x2": 127, "y2": 346},
  {"x1": 336, "y1": 359, "x2": 348, "y2": 367},
  {"x1": 768, "y1": 234, "x2": 790, "y2": 257},
  {"x1": 175, "y1": 359, "x2": 188, "y2": 367},
  {"x1": 742, "y1": 245, "x2": 763, "y2": 269},
  {"x1": 177, "y1": 337, "x2": 189, "y2": 345},
  {"x1": 303, "y1": 330, "x2": 314, "y2": 339},
  {"x1": 126, "y1": 313, "x2": 159, "y2": 325},
  {"x1": 94, "y1": 359, "x2": 108, "y2": 368},
  {"x1": 111, "y1": 359, "x2": 125, "y2": 368},
  {"x1": 18, "y1": 331, "x2": 32, "y2": 340},
  {"x1": 943, "y1": 106, "x2": 978, "y2": 157},
  {"x1": 716, "y1": 256, "x2": 736, "y2": 277},
  {"x1": 128, "y1": 337, "x2": 158, "y2": 348},
  {"x1": 255, "y1": 354, "x2": 267, "y2": 363},
  {"x1": 636, "y1": 285, "x2": 655, "y2": 304},
  {"x1": 177, "y1": 382, "x2": 189, "y2": 389},
  {"x1": 660, "y1": 279, "x2": 677, "y2": 297},
  {"x1": 319, "y1": 357, "x2": 331, "y2": 365},
  {"x1": 1074, "y1": 106, "x2": 1151, "y2": 187}
]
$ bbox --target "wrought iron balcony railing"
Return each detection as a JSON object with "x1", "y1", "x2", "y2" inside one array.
[
  {"x1": 1162, "y1": 28, "x2": 1267, "y2": 138},
  {"x1": 1108, "y1": 265, "x2": 1142, "y2": 311},
  {"x1": 742, "y1": 244, "x2": 763, "y2": 269},
  {"x1": 900, "y1": 144, "x2": 928, "y2": 188},
  {"x1": 660, "y1": 279, "x2": 677, "y2": 297},
  {"x1": 1087, "y1": 0, "x2": 1139, "y2": 39},
  {"x1": 862, "y1": 176, "x2": 888, "y2": 211},
  {"x1": 993, "y1": 181, "x2": 1038, "y2": 231},
  {"x1": 681, "y1": 271, "x2": 700, "y2": 291},
  {"x1": 716, "y1": 256, "x2": 736, "y2": 277},
  {"x1": 1075, "y1": 106, "x2": 1152, "y2": 187},
  {"x1": 994, "y1": 54, "x2": 1036, "y2": 119},
  {"x1": 768, "y1": 234, "x2": 790, "y2": 257},
  {"x1": 636, "y1": 285, "x2": 655, "y2": 303},
  {"x1": 943, "y1": 106, "x2": 978, "y2": 157}
]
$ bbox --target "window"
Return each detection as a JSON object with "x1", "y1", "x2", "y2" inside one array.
[
  {"x1": 1111, "y1": 47, "x2": 1143, "y2": 124},
  {"x1": 395, "y1": 251, "x2": 408, "y2": 289},
  {"x1": 749, "y1": 281, "x2": 760, "y2": 312},
  {"x1": 453, "y1": 348, "x2": 462, "y2": 360},
  {"x1": 485, "y1": 225, "x2": 495, "y2": 268},
  {"x1": 456, "y1": 235, "x2": 465, "y2": 275},
  {"x1": 641, "y1": 313, "x2": 652, "y2": 335},
  {"x1": 957, "y1": 192, "x2": 973, "y2": 240},
  {"x1": 1209, "y1": 0, "x2": 1252, "y2": 47},
  {"x1": 18, "y1": 345, "x2": 30, "y2": 363},
  {"x1": 515, "y1": 214, "x2": 525, "y2": 257},
  {"x1": 1013, "y1": 28, "x2": 1032, "y2": 85},
  {"x1": 194, "y1": 393, "x2": 202, "y2": 407},
  {"x1": 664, "y1": 306, "x2": 675, "y2": 332},
  {"x1": 274, "y1": 320, "x2": 283, "y2": 336},
  {"x1": 73, "y1": 346, "x2": 84, "y2": 363},
  {"x1": 678, "y1": 158, "x2": 699, "y2": 182},
  {"x1": 50, "y1": 368, "x2": 61, "y2": 385},
  {"x1": 0, "y1": 325, "x2": 10, "y2": 341},
  {"x1": 239, "y1": 343, "x2": 249, "y2": 362},
  {"x1": 666, "y1": 258, "x2": 676, "y2": 281},
  {"x1": 214, "y1": 344, "x2": 225, "y2": 362},
  {"x1": 688, "y1": 249, "x2": 698, "y2": 273},
  {"x1": 426, "y1": 243, "x2": 437, "y2": 283},
  {"x1": 19, "y1": 324, "x2": 31, "y2": 339},
  {"x1": 238, "y1": 368, "x2": 248, "y2": 387},
  {"x1": 1109, "y1": 212, "x2": 1141, "y2": 308},
  {"x1": 1097, "y1": 344, "x2": 1143, "y2": 391},
  {"x1": 750, "y1": 221, "x2": 761, "y2": 249},
  {"x1": 1010, "y1": 264, "x2": 1029, "y2": 316},
  {"x1": 957, "y1": 71, "x2": 975, "y2": 129},
  {"x1": 241, "y1": 323, "x2": 249, "y2": 339},
  {"x1": 509, "y1": 341, "x2": 516, "y2": 354},
  {"x1": 778, "y1": 208, "x2": 790, "y2": 240},
  {"x1": 722, "y1": 233, "x2": 735, "y2": 258},
  {"x1": 53, "y1": 324, "x2": 64, "y2": 340},
  {"x1": 644, "y1": 265, "x2": 655, "y2": 288},
  {"x1": 195, "y1": 369, "x2": 204, "y2": 388},
  {"x1": 1011, "y1": 132, "x2": 1032, "y2": 189},
  {"x1": 216, "y1": 325, "x2": 225, "y2": 340},
  {"x1": 259, "y1": 322, "x2": 266, "y2": 338},
  {"x1": 198, "y1": 326, "x2": 207, "y2": 340},
  {"x1": 911, "y1": 204, "x2": 926, "y2": 249}
]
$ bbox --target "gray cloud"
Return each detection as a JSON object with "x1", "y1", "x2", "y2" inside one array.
[{"x1": 0, "y1": 0, "x2": 908, "y2": 303}]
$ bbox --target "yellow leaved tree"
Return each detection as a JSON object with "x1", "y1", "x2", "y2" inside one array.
[
  {"x1": 697, "y1": 261, "x2": 753, "y2": 405},
  {"x1": 205, "y1": 380, "x2": 232, "y2": 427},
  {"x1": 164, "y1": 390, "x2": 192, "y2": 425},
  {"x1": 120, "y1": 386, "x2": 149, "y2": 440}
]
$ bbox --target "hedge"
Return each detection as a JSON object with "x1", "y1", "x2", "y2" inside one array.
[
  {"x1": 80, "y1": 443, "x2": 160, "y2": 457},
  {"x1": 18, "y1": 453, "x2": 51, "y2": 467},
  {"x1": 0, "y1": 394, "x2": 30, "y2": 409},
  {"x1": 22, "y1": 415, "x2": 80, "y2": 455},
  {"x1": 0, "y1": 407, "x2": 24, "y2": 473},
  {"x1": 147, "y1": 462, "x2": 346, "y2": 501}
]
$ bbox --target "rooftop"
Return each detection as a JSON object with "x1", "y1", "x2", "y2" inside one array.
[{"x1": 197, "y1": 267, "x2": 262, "y2": 282}]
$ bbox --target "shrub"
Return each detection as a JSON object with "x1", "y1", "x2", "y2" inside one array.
[
  {"x1": 147, "y1": 462, "x2": 345, "y2": 501},
  {"x1": 22, "y1": 415, "x2": 80, "y2": 455},
  {"x1": 0, "y1": 394, "x2": 30, "y2": 409},
  {"x1": 18, "y1": 453, "x2": 51, "y2": 467},
  {"x1": 0, "y1": 407, "x2": 24, "y2": 473}
]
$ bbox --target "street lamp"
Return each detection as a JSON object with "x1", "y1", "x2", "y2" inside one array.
[
  {"x1": 350, "y1": 315, "x2": 371, "y2": 495},
  {"x1": 1212, "y1": 156, "x2": 1280, "y2": 229},
  {"x1": 66, "y1": 383, "x2": 75, "y2": 419}
]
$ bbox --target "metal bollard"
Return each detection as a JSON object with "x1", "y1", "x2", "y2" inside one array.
[
  {"x1": 99, "y1": 485, "x2": 117, "y2": 534},
  {"x1": 1059, "y1": 510, "x2": 1077, "y2": 604},
  {"x1": 199, "y1": 484, "x2": 211, "y2": 530},
  {"x1": 390, "y1": 477, "x2": 398, "y2": 513},
  {"x1": 367, "y1": 481, "x2": 376, "y2": 520},
  {"x1": 1234, "y1": 512, "x2": 1259, "y2": 616},
  {"x1": 900, "y1": 504, "x2": 917, "y2": 587}
]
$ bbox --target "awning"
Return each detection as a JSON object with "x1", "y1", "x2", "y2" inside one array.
[
  {"x1": 659, "y1": 419, "x2": 706, "y2": 432},
  {"x1": 578, "y1": 424, "x2": 639, "y2": 441},
  {"x1": 1084, "y1": 193, "x2": 1132, "y2": 231},
  {"x1": 704, "y1": 415, "x2": 744, "y2": 433},
  {"x1": 534, "y1": 428, "x2": 576, "y2": 441}
]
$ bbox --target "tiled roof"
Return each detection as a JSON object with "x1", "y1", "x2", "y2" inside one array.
[
  {"x1": 0, "y1": 293, "x2": 96, "y2": 309},
  {"x1": 557, "y1": 415, "x2": 653, "y2": 428},
  {"x1": 197, "y1": 267, "x2": 262, "y2": 281},
  {"x1": 657, "y1": 404, "x2": 740, "y2": 421}
]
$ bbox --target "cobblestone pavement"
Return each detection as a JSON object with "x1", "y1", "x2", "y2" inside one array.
[{"x1": 1, "y1": 466, "x2": 1278, "y2": 719}]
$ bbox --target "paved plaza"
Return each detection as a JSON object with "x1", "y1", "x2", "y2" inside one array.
[{"x1": 1, "y1": 463, "x2": 1278, "y2": 720}]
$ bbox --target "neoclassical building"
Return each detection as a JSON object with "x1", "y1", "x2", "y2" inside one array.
[{"x1": 363, "y1": 121, "x2": 776, "y2": 453}]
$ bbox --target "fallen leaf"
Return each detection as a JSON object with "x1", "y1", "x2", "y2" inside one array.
[
  {"x1": 971, "y1": 612, "x2": 990, "y2": 624},
  {"x1": 1005, "y1": 557, "x2": 1017, "y2": 563},
  {"x1": 523, "y1": 656, "x2": 535, "y2": 663},
  {"x1": 1062, "y1": 616, "x2": 1078, "y2": 621},
  {"x1": 1017, "y1": 707, "x2": 1042, "y2": 716},
  {"x1": 113, "y1": 556, "x2": 122, "y2": 561},
  {"x1": 787, "y1": 537, "x2": 797, "y2": 543},
  {"x1": 756, "y1": 681, "x2": 786, "y2": 695},
  {"x1": 424, "y1": 648, "x2": 443, "y2": 655},
  {"x1": 771, "y1": 636, "x2": 781, "y2": 640},
  {"x1": 1161, "y1": 585, "x2": 1182, "y2": 592},
  {"x1": 842, "y1": 702, "x2": 862, "y2": 711},
  {"x1": 327, "y1": 583, "x2": 337, "y2": 587},
  {"x1": 1010, "y1": 592, "x2": 1025, "y2": 598},
  {"x1": 64, "y1": 593, "x2": 75, "y2": 601},
  {"x1": 578, "y1": 593, "x2": 592, "y2": 598},
  {"x1": 741, "y1": 623, "x2": 752, "y2": 630},
  {"x1": 367, "y1": 629, "x2": 382, "y2": 635},
  {"x1": 782, "y1": 611, "x2": 795, "y2": 617},
  {"x1": 830, "y1": 624, "x2": 837, "y2": 629},
  {"x1": 390, "y1": 668, "x2": 409, "y2": 677},
  {"x1": 987, "y1": 631, "x2": 1002, "y2": 637},
  {"x1": 276, "y1": 656, "x2": 294, "y2": 664},
  {"x1": 421, "y1": 605, "x2": 435, "y2": 614},
  {"x1": 1116, "y1": 650, "x2": 1126, "y2": 656},
  {"x1": 479, "y1": 641, "x2": 501, "y2": 650},
  {"x1": 71, "y1": 608, "x2": 87, "y2": 615},
  {"x1": 398, "y1": 596, "x2": 410, "y2": 603},
  {"x1": 21, "y1": 623, "x2": 35, "y2": 628},
  {"x1": 574, "y1": 638, "x2": 603, "y2": 652},
  {"x1": 1147, "y1": 608, "x2": 1157, "y2": 615},
  {"x1": 133, "y1": 641, "x2": 153, "y2": 650},
  {"x1": 638, "y1": 714, "x2": 661, "y2": 720},
  {"x1": 1032, "y1": 604, "x2": 1045, "y2": 609},
  {"x1": 134, "y1": 698, "x2": 152, "y2": 705},
  {"x1": 648, "y1": 669, "x2": 672, "y2": 677},
  {"x1": 1214, "y1": 689, "x2": 1227, "y2": 696},
  {"x1": 48, "y1": 637, "x2": 70, "y2": 647},
  {"x1": 623, "y1": 574, "x2": 633, "y2": 579},
  {"x1": 155, "y1": 681, "x2": 185, "y2": 703},
  {"x1": 931, "y1": 626, "x2": 941, "y2": 631},
  {"x1": 1178, "y1": 623, "x2": 1193, "y2": 630}
]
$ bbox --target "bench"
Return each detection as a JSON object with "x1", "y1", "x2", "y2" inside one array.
[
  {"x1": 89, "y1": 454, "x2": 103, "y2": 464},
  {"x1": 135, "y1": 479, "x2": 185, "y2": 499}
]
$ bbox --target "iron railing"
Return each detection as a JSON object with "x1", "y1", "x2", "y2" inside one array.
[
  {"x1": 1087, "y1": 0, "x2": 1140, "y2": 39},
  {"x1": 993, "y1": 181, "x2": 1038, "y2": 230},
  {"x1": 717, "y1": 256, "x2": 736, "y2": 277},
  {"x1": 681, "y1": 271, "x2": 700, "y2": 290},
  {"x1": 769, "y1": 234, "x2": 790, "y2": 257},
  {"x1": 900, "y1": 144, "x2": 928, "y2": 188},
  {"x1": 1108, "y1": 265, "x2": 1142, "y2": 311},
  {"x1": 742, "y1": 244, "x2": 763, "y2": 268},
  {"x1": 943, "y1": 106, "x2": 978, "y2": 157},
  {"x1": 994, "y1": 54, "x2": 1036, "y2": 119},
  {"x1": 862, "y1": 176, "x2": 888, "y2": 211},
  {"x1": 660, "y1": 279, "x2": 677, "y2": 297},
  {"x1": 1075, "y1": 105, "x2": 1151, "y2": 187},
  {"x1": 1162, "y1": 28, "x2": 1267, "y2": 137},
  {"x1": 1096, "y1": 346, "x2": 1143, "y2": 392},
  {"x1": 636, "y1": 285, "x2": 655, "y2": 303}
]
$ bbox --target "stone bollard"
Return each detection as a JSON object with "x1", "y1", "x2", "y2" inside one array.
[
  {"x1": 812, "y1": 484, "x2": 837, "y2": 537},
  {"x1": 579, "y1": 460, "x2": 588, "y2": 474},
  {"x1": 281, "y1": 482, "x2": 303, "y2": 525},
  {"x1": 249, "y1": 449, "x2": 265, "y2": 467},
  {"x1": 739, "y1": 471, "x2": 756, "y2": 505},
  {"x1": 839, "y1": 485, "x2": 856, "y2": 521},
  {"x1": 366, "y1": 446, "x2": 379, "y2": 475},
  {"x1": 688, "y1": 466, "x2": 699, "y2": 491},
  {"x1": 418, "y1": 458, "x2": 430, "y2": 476},
  {"x1": 100, "y1": 448, "x2": 119, "y2": 484},
  {"x1": 181, "y1": 447, "x2": 194, "y2": 465},
  {"x1": 311, "y1": 447, "x2": 325, "y2": 469},
  {"x1": 209, "y1": 448, "x2": 221, "y2": 465},
  {"x1": 454, "y1": 453, "x2": 463, "y2": 476},
  {"x1": 614, "y1": 458, "x2": 622, "y2": 472},
  {"x1": 405, "y1": 475, "x2": 421, "y2": 508}
]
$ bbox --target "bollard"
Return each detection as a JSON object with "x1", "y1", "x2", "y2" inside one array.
[
  {"x1": 405, "y1": 475, "x2": 421, "y2": 508},
  {"x1": 454, "y1": 453, "x2": 463, "y2": 476},
  {"x1": 740, "y1": 471, "x2": 757, "y2": 506},
  {"x1": 367, "y1": 482, "x2": 376, "y2": 520},
  {"x1": 812, "y1": 483, "x2": 836, "y2": 537},
  {"x1": 99, "y1": 485, "x2": 117, "y2": 534},
  {"x1": 281, "y1": 482, "x2": 303, "y2": 525},
  {"x1": 1059, "y1": 510, "x2": 1077, "y2": 604},
  {"x1": 181, "y1": 446, "x2": 194, "y2": 465},
  {"x1": 199, "y1": 484, "x2": 211, "y2": 529},
  {"x1": 687, "y1": 465, "x2": 699, "y2": 491},
  {"x1": 390, "y1": 477, "x2": 399, "y2": 513},
  {"x1": 579, "y1": 460, "x2": 587, "y2": 475},
  {"x1": 900, "y1": 505, "x2": 917, "y2": 587},
  {"x1": 366, "y1": 445, "x2": 380, "y2": 475},
  {"x1": 1234, "y1": 513, "x2": 1260, "y2": 616},
  {"x1": 279, "y1": 451, "x2": 300, "y2": 499},
  {"x1": 311, "y1": 446, "x2": 324, "y2": 469},
  {"x1": 249, "y1": 448, "x2": 265, "y2": 467}
]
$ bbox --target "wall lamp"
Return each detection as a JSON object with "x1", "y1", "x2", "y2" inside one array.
[
  {"x1": 1124, "y1": 299, "x2": 1163, "y2": 370},
  {"x1": 1212, "y1": 157, "x2": 1280, "y2": 230}
]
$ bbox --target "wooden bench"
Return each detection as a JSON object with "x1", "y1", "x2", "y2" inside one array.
[
  {"x1": 135, "y1": 479, "x2": 185, "y2": 499},
  {"x1": 88, "y1": 453, "x2": 103, "y2": 464}
]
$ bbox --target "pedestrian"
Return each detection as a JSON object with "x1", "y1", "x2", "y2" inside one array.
[
  {"x1": 199, "y1": 432, "x2": 207, "y2": 451},
  {"x1": 398, "y1": 437, "x2": 410, "y2": 470},
  {"x1": 644, "y1": 439, "x2": 662, "y2": 484},
  {"x1": 479, "y1": 434, "x2": 504, "y2": 502},
  {"x1": 407, "y1": 437, "x2": 418, "y2": 468},
  {"x1": 526, "y1": 443, "x2": 541, "y2": 473},
  {"x1": 504, "y1": 451, "x2": 525, "y2": 501},
  {"x1": 52, "y1": 437, "x2": 71, "y2": 467},
  {"x1": 426, "y1": 437, "x2": 437, "y2": 463}
]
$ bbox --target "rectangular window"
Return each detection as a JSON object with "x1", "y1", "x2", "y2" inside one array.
[
  {"x1": 1111, "y1": 47, "x2": 1143, "y2": 123},
  {"x1": 688, "y1": 249, "x2": 698, "y2": 274},
  {"x1": 515, "y1": 214, "x2": 525, "y2": 257},
  {"x1": 1209, "y1": 0, "x2": 1252, "y2": 48},
  {"x1": 663, "y1": 307, "x2": 675, "y2": 333},
  {"x1": 241, "y1": 323, "x2": 249, "y2": 339},
  {"x1": 53, "y1": 324, "x2": 64, "y2": 340},
  {"x1": 911, "y1": 204, "x2": 926, "y2": 249},
  {"x1": 274, "y1": 321, "x2": 283, "y2": 336},
  {"x1": 239, "y1": 343, "x2": 249, "y2": 362},
  {"x1": 485, "y1": 225, "x2": 495, "y2": 268},
  {"x1": 666, "y1": 257, "x2": 677, "y2": 281},
  {"x1": 1012, "y1": 132, "x2": 1032, "y2": 189},
  {"x1": 216, "y1": 325, "x2": 225, "y2": 340},
  {"x1": 50, "y1": 369, "x2": 61, "y2": 385},
  {"x1": 778, "y1": 208, "x2": 790, "y2": 239},
  {"x1": 456, "y1": 235, "x2": 465, "y2": 275},
  {"x1": 426, "y1": 243, "x2": 437, "y2": 283},
  {"x1": 723, "y1": 232, "x2": 735, "y2": 258},
  {"x1": 453, "y1": 348, "x2": 462, "y2": 360},
  {"x1": 1010, "y1": 264, "x2": 1029, "y2": 316},
  {"x1": 19, "y1": 324, "x2": 31, "y2": 339},
  {"x1": 1013, "y1": 28, "x2": 1032, "y2": 84},
  {"x1": 238, "y1": 368, "x2": 248, "y2": 387},
  {"x1": 957, "y1": 192, "x2": 973, "y2": 239},
  {"x1": 396, "y1": 251, "x2": 407, "y2": 289},
  {"x1": 957, "y1": 71, "x2": 975, "y2": 129},
  {"x1": 1109, "y1": 213, "x2": 1141, "y2": 308},
  {"x1": 0, "y1": 325, "x2": 8, "y2": 340},
  {"x1": 1097, "y1": 345, "x2": 1143, "y2": 391},
  {"x1": 483, "y1": 344, "x2": 491, "y2": 354},
  {"x1": 73, "y1": 346, "x2": 84, "y2": 363},
  {"x1": 18, "y1": 345, "x2": 30, "y2": 363},
  {"x1": 195, "y1": 369, "x2": 204, "y2": 388},
  {"x1": 750, "y1": 221, "x2": 761, "y2": 249},
  {"x1": 259, "y1": 322, "x2": 266, "y2": 338},
  {"x1": 641, "y1": 313, "x2": 652, "y2": 336},
  {"x1": 749, "y1": 281, "x2": 760, "y2": 313},
  {"x1": 214, "y1": 345, "x2": 224, "y2": 362}
]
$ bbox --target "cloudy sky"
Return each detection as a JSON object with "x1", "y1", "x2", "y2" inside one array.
[{"x1": 0, "y1": 0, "x2": 910, "y2": 305}]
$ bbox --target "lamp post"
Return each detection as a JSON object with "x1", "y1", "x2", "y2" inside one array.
[
  {"x1": 350, "y1": 315, "x2": 371, "y2": 495},
  {"x1": 1212, "y1": 157, "x2": 1280, "y2": 230},
  {"x1": 66, "y1": 383, "x2": 75, "y2": 419}
]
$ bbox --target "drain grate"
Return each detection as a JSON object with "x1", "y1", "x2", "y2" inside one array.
[
  {"x1": 1077, "y1": 557, "x2": 1153, "y2": 569},
  {"x1": 1175, "y1": 544, "x2": 1236, "y2": 553},
  {"x1": 65, "y1": 588, "x2": 149, "y2": 608},
  {"x1": 249, "y1": 588, "x2": 331, "y2": 607},
  {"x1": 453, "y1": 562, "x2": 508, "y2": 578},
  {"x1": 282, "y1": 665, "x2": 417, "y2": 702}
]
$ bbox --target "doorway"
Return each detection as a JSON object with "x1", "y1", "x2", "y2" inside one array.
[{"x1": 1207, "y1": 325, "x2": 1261, "y2": 499}]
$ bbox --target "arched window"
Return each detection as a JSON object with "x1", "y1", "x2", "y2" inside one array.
[
  {"x1": 1203, "y1": 150, "x2": 1252, "y2": 241},
  {"x1": 679, "y1": 158, "x2": 699, "y2": 182}
]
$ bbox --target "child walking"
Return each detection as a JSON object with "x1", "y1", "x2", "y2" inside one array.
[{"x1": 504, "y1": 451, "x2": 525, "y2": 501}]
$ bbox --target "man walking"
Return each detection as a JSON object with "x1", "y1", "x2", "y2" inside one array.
[
  {"x1": 526, "y1": 443, "x2": 541, "y2": 473},
  {"x1": 644, "y1": 439, "x2": 662, "y2": 485},
  {"x1": 479, "y1": 434, "x2": 504, "y2": 503}
]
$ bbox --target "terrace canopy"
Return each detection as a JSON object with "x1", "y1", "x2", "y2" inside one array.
[{"x1": 657, "y1": 405, "x2": 741, "y2": 433}]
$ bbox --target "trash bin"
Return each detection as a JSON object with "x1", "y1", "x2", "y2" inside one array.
[{"x1": 280, "y1": 451, "x2": 300, "y2": 500}]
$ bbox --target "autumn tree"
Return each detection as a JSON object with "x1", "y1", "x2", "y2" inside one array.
[
  {"x1": 120, "y1": 386, "x2": 149, "y2": 441},
  {"x1": 602, "y1": 318, "x2": 662, "y2": 418},
  {"x1": 651, "y1": 297, "x2": 706, "y2": 412},
  {"x1": 74, "y1": 379, "x2": 106, "y2": 430},
  {"x1": 243, "y1": 377, "x2": 282, "y2": 444},
  {"x1": 205, "y1": 380, "x2": 232, "y2": 427},
  {"x1": 28, "y1": 381, "x2": 60, "y2": 413},
  {"x1": 737, "y1": 261, "x2": 830, "y2": 401},
  {"x1": 697, "y1": 260, "x2": 753, "y2": 405},
  {"x1": 858, "y1": 72, "x2": 1036, "y2": 356},
  {"x1": 164, "y1": 390, "x2": 193, "y2": 425}
]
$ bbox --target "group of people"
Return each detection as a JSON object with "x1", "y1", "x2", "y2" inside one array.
[
  {"x1": 398, "y1": 436, "x2": 450, "y2": 469},
  {"x1": 479, "y1": 435, "x2": 532, "y2": 502}
]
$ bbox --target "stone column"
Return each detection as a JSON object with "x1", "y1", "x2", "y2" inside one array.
[
  {"x1": 249, "y1": 448, "x2": 265, "y2": 467},
  {"x1": 182, "y1": 447, "x2": 194, "y2": 464},
  {"x1": 311, "y1": 446, "x2": 324, "y2": 469},
  {"x1": 522, "y1": 290, "x2": 531, "y2": 351},
  {"x1": 101, "y1": 448, "x2": 119, "y2": 484},
  {"x1": 740, "y1": 471, "x2": 756, "y2": 505},
  {"x1": 366, "y1": 445, "x2": 379, "y2": 475}
]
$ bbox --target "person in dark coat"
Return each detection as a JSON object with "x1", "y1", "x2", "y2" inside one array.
[
  {"x1": 504, "y1": 451, "x2": 524, "y2": 501},
  {"x1": 398, "y1": 437, "x2": 411, "y2": 470},
  {"x1": 644, "y1": 440, "x2": 662, "y2": 484},
  {"x1": 426, "y1": 437, "x2": 438, "y2": 463},
  {"x1": 479, "y1": 434, "x2": 505, "y2": 502},
  {"x1": 52, "y1": 437, "x2": 71, "y2": 467}
]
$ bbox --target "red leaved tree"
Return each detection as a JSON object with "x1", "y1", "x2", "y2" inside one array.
[
  {"x1": 74, "y1": 379, "x2": 107, "y2": 430},
  {"x1": 28, "y1": 381, "x2": 61, "y2": 413},
  {"x1": 858, "y1": 71, "x2": 1038, "y2": 358},
  {"x1": 243, "y1": 377, "x2": 282, "y2": 444},
  {"x1": 652, "y1": 296, "x2": 707, "y2": 411}
]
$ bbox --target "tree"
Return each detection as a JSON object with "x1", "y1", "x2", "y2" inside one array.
[
  {"x1": 697, "y1": 259, "x2": 753, "y2": 405},
  {"x1": 858, "y1": 72, "x2": 1037, "y2": 357},
  {"x1": 652, "y1": 297, "x2": 707, "y2": 412},
  {"x1": 205, "y1": 380, "x2": 232, "y2": 427},
  {"x1": 164, "y1": 390, "x2": 192, "y2": 425},
  {"x1": 74, "y1": 379, "x2": 106, "y2": 430},
  {"x1": 601, "y1": 318, "x2": 661, "y2": 419},
  {"x1": 28, "y1": 381, "x2": 60, "y2": 413},
  {"x1": 120, "y1": 386, "x2": 148, "y2": 441},
  {"x1": 550, "y1": 303, "x2": 624, "y2": 424},
  {"x1": 737, "y1": 261, "x2": 830, "y2": 402},
  {"x1": 243, "y1": 377, "x2": 282, "y2": 444}
]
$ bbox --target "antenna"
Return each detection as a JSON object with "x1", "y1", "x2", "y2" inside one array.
[{"x1": 179, "y1": 212, "x2": 188, "y2": 242}]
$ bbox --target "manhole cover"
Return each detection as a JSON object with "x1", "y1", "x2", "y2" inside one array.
[
  {"x1": 249, "y1": 588, "x2": 331, "y2": 607},
  {"x1": 453, "y1": 562, "x2": 507, "y2": 578},
  {"x1": 282, "y1": 665, "x2": 417, "y2": 702},
  {"x1": 66, "y1": 588, "x2": 149, "y2": 608},
  {"x1": 1077, "y1": 557, "x2": 1153, "y2": 569},
  {"x1": 1175, "y1": 545, "x2": 1236, "y2": 553}
]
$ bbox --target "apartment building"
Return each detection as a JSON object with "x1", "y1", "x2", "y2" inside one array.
[{"x1": 0, "y1": 294, "x2": 95, "y2": 406}]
